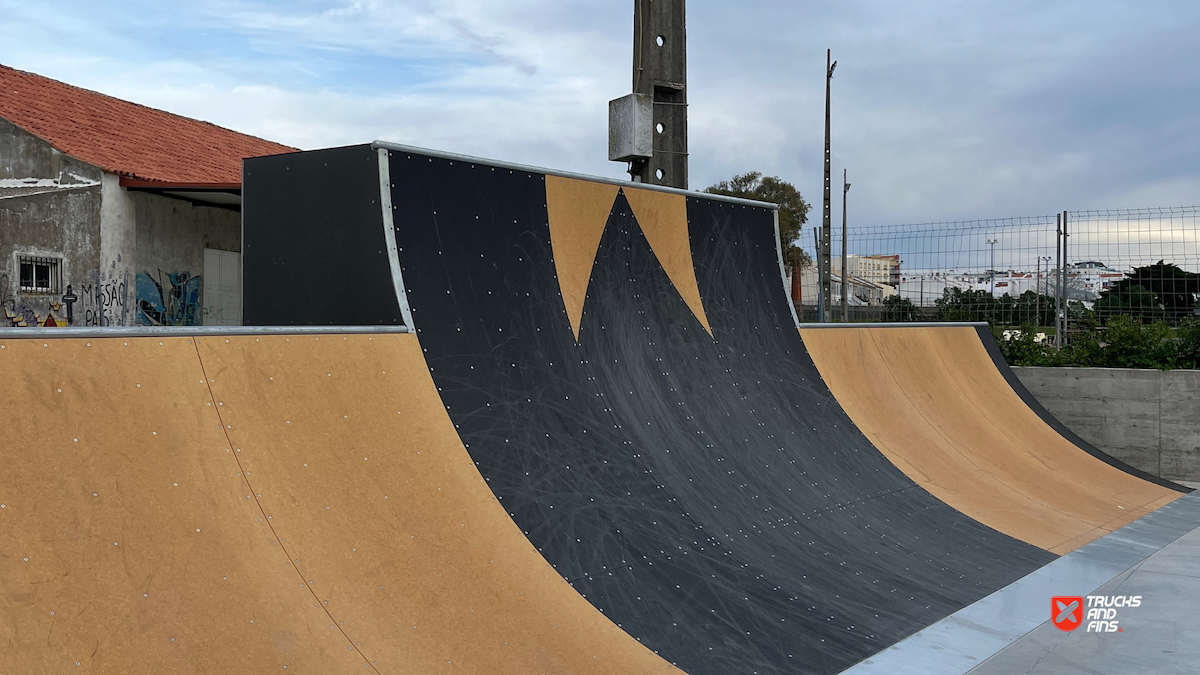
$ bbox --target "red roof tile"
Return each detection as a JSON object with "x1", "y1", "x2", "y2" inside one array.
[{"x1": 0, "y1": 63, "x2": 297, "y2": 185}]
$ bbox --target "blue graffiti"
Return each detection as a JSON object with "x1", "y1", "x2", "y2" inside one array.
[{"x1": 136, "y1": 270, "x2": 202, "y2": 326}]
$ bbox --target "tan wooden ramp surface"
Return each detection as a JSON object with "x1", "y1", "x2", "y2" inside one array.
[
  {"x1": 800, "y1": 326, "x2": 1181, "y2": 555},
  {"x1": 0, "y1": 333, "x2": 678, "y2": 675}
]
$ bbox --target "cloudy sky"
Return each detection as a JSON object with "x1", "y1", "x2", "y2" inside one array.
[{"x1": 2, "y1": 0, "x2": 1198, "y2": 229}]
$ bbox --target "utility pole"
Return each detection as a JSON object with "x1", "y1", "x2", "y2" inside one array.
[
  {"x1": 841, "y1": 168, "x2": 850, "y2": 322},
  {"x1": 820, "y1": 49, "x2": 836, "y2": 322},
  {"x1": 628, "y1": 0, "x2": 687, "y2": 188}
]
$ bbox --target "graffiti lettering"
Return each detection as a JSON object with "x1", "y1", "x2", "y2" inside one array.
[{"x1": 78, "y1": 275, "x2": 127, "y2": 326}]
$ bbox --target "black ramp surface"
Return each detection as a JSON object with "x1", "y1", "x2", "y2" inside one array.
[
  {"x1": 386, "y1": 149, "x2": 1055, "y2": 675},
  {"x1": 243, "y1": 145, "x2": 404, "y2": 326}
]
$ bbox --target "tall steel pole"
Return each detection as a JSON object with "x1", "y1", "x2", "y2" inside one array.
[
  {"x1": 820, "y1": 49, "x2": 836, "y2": 322},
  {"x1": 1054, "y1": 213, "x2": 1062, "y2": 348},
  {"x1": 841, "y1": 169, "x2": 850, "y2": 321}
]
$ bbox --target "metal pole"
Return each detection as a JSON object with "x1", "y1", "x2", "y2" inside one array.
[
  {"x1": 841, "y1": 169, "x2": 850, "y2": 322},
  {"x1": 1036, "y1": 257, "x2": 1041, "y2": 324},
  {"x1": 814, "y1": 227, "x2": 823, "y2": 322},
  {"x1": 1061, "y1": 210, "x2": 1068, "y2": 344},
  {"x1": 820, "y1": 49, "x2": 836, "y2": 323},
  {"x1": 986, "y1": 238, "x2": 998, "y2": 296},
  {"x1": 1054, "y1": 213, "x2": 1062, "y2": 348}
]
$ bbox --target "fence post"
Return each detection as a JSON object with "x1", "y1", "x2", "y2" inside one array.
[
  {"x1": 1061, "y1": 210, "x2": 1069, "y2": 345},
  {"x1": 814, "y1": 228, "x2": 823, "y2": 322},
  {"x1": 1055, "y1": 213, "x2": 1062, "y2": 348}
]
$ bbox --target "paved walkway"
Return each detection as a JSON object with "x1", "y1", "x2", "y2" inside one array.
[{"x1": 968, "y1": 516, "x2": 1200, "y2": 674}]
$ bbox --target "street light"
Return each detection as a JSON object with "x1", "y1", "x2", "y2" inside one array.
[{"x1": 986, "y1": 238, "x2": 999, "y2": 296}]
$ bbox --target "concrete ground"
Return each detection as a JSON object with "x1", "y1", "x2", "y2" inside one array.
[{"x1": 967, "y1": 515, "x2": 1200, "y2": 675}]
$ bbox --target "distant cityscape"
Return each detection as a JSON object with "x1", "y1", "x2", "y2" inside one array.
[{"x1": 795, "y1": 255, "x2": 1129, "y2": 307}]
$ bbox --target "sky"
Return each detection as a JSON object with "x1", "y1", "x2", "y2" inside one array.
[{"x1": 1, "y1": 0, "x2": 1199, "y2": 231}]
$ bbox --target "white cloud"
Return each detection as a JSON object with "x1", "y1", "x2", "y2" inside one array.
[{"x1": 1, "y1": 0, "x2": 1198, "y2": 226}]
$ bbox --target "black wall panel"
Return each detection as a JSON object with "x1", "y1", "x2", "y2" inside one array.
[{"x1": 243, "y1": 144, "x2": 403, "y2": 326}]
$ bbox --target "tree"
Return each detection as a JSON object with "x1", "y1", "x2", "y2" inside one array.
[
  {"x1": 1097, "y1": 262, "x2": 1200, "y2": 323},
  {"x1": 881, "y1": 294, "x2": 918, "y2": 322},
  {"x1": 705, "y1": 172, "x2": 812, "y2": 270}
]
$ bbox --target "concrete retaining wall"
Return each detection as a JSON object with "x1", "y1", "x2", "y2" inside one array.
[{"x1": 1013, "y1": 367, "x2": 1200, "y2": 482}]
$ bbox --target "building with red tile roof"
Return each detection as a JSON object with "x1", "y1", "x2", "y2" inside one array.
[
  {"x1": 0, "y1": 63, "x2": 295, "y2": 187},
  {"x1": 1, "y1": 64, "x2": 295, "y2": 328}
]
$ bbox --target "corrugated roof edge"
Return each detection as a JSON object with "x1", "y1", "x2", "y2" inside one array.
[{"x1": 370, "y1": 140, "x2": 780, "y2": 210}]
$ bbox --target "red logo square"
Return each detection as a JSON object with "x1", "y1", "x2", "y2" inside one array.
[{"x1": 1052, "y1": 596, "x2": 1084, "y2": 631}]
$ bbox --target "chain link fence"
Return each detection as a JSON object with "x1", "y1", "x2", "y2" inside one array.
[{"x1": 793, "y1": 206, "x2": 1200, "y2": 340}]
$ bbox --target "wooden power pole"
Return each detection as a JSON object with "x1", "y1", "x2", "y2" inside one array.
[{"x1": 632, "y1": 0, "x2": 688, "y2": 188}]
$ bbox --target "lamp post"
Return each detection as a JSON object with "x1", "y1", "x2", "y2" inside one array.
[{"x1": 986, "y1": 238, "x2": 999, "y2": 297}]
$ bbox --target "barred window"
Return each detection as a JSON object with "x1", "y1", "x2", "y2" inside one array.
[{"x1": 18, "y1": 256, "x2": 63, "y2": 293}]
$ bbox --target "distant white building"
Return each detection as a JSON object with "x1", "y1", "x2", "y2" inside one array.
[
  {"x1": 795, "y1": 266, "x2": 896, "y2": 307},
  {"x1": 896, "y1": 262, "x2": 1127, "y2": 305},
  {"x1": 844, "y1": 254, "x2": 900, "y2": 287},
  {"x1": 1066, "y1": 261, "x2": 1126, "y2": 297},
  {"x1": 897, "y1": 273, "x2": 973, "y2": 306}
]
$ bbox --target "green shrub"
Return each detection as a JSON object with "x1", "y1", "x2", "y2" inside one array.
[{"x1": 994, "y1": 315, "x2": 1200, "y2": 370}]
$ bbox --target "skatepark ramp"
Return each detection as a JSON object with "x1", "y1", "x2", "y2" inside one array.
[
  {"x1": 241, "y1": 142, "x2": 1184, "y2": 674},
  {"x1": 0, "y1": 327, "x2": 678, "y2": 674},
  {"x1": 2, "y1": 142, "x2": 1187, "y2": 674}
]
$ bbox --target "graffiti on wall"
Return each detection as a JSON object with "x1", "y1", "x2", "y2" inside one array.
[
  {"x1": 1, "y1": 273, "x2": 66, "y2": 327},
  {"x1": 136, "y1": 270, "x2": 202, "y2": 326},
  {"x1": 78, "y1": 273, "x2": 127, "y2": 326}
]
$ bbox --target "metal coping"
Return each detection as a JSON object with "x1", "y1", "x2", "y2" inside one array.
[
  {"x1": 774, "y1": 209, "x2": 802, "y2": 330},
  {"x1": 376, "y1": 147, "x2": 415, "y2": 329},
  {"x1": 370, "y1": 140, "x2": 780, "y2": 211},
  {"x1": 797, "y1": 322, "x2": 989, "y2": 329},
  {"x1": 0, "y1": 326, "x2": 410, "y2": 339}
]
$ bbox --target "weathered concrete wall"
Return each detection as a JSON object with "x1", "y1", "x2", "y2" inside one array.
[
  {"x1": 0, "y1": 120, "x2": 103, "y2": 326},
  {"x1": 133, "y1": 192, "x2": 239, "y2": 326},
  {"x1": 98, "y1": 173, "x2": 135, "y2": 326},
  {"x1": 1013, "y1": 367, "x2": 1200, "y2": 482}
]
